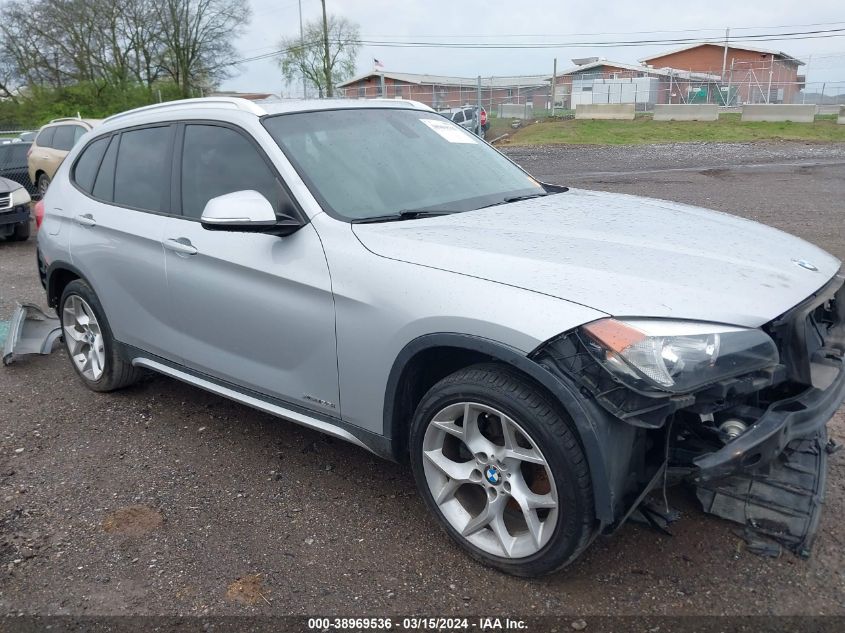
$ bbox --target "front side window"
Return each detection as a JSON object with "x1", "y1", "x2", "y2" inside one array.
[
  {"x1": 180, "y1": 124, "x2": 281, "y2": 219},
  {"x1": 113, "y1": 126, "x2": 172, "y2": 211},
  {"x1": 73, "y1": 136, "x2": 110, "y2": 194},
  {"x1": 52, "y1": 125, "x2": 76, "y2": 151},
  {"x1": 36, "y1": 127, "x2": 56, "y2": 148},
  {"x1": 263, "y1": 108, "x2": 542, "y2": 221}
]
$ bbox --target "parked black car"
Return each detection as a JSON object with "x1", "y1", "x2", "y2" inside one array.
[
  {"x1": 0, "y1": 175, "x2": 31, "y2": 241},
  {"x1": 0, "y1": 142, "x2": 36, "y2": 194}
]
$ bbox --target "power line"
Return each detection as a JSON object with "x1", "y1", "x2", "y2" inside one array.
[
  {"x1": 362, "y1": 21, "x2": 845, "y2": 40},
  {"x1": 349, "y1": 28, "x2": 845, "y2": 49},
  {"x1": 225, "y1": 27, "x2": 845, "y2": 68}
]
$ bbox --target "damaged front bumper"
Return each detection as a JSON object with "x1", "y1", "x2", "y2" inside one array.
[
  {"x1": 693, "y1": 362, "x2": 845, "y2": 481},
  {"x1": 533, "y1": 273, "x2": 844, "y2": 556}
]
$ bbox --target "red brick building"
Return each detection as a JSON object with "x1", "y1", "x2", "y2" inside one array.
[
  {"x1": 640, "y1": 44, "x2": 805, "y2": 104},
  {"x1": 337, "y1": 72, "x2": 549, "y2": 111}
]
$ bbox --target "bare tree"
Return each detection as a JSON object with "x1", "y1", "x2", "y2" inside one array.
[
  {"x1": 278, "y1": 13, "x2": 360, "y2": 98},
  {"x1": 154, "y1": 0, "x2": 249, "y2": 97},
  {"x1": 0, "y1": 0, "x2": 246, "y2": 98}
]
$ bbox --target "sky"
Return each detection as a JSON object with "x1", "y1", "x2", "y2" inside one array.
[{"x1": 223, "y1": 0, "x2": 845, "y2": 96}]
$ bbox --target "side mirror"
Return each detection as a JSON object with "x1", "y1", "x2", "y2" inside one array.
[{"x1": 200, "y1": 190, "x2": 303, "y2": 236}]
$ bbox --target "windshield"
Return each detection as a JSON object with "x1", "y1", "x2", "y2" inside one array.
[{"x1": 262, "y1": 108, "x2": 544, "y2": 221}]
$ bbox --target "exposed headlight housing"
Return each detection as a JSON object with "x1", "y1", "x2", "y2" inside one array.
[
  {"x1": 10, "y1": 187, "x2": 31, "y2": 207},
  {"x1": 580, "y1": 318, "x2": 779, "y2": 393}
]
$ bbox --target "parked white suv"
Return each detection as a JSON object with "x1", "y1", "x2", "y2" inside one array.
[{"x1": 36, "y1": 98, "x2": 844, "y2": 576}]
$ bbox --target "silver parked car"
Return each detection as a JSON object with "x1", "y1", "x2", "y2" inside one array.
[{"x1": 37, "y1": 98, "x2": 844, "y2": 576}]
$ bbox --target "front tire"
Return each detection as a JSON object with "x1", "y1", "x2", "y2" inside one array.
[
  {"x1": 9, "y1": 219, "x2": 30, "y2": 241},
  {"x1": 59, "y1": 280, "x2": 143, "y2": 392},
  {"x1": 409, "y1": 363, "x2": 597, "y2": 577}
]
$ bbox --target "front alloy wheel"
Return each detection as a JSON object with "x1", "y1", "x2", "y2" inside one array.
[
  {"x1": 422, "y1": 402, "x2": 558, "y2": 558},
  {"x1": 410, "y1": 364, "x2": 597, "y2": 577}
]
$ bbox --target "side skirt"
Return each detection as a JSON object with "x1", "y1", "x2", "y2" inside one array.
[{"x1": 124, "y1": 347, "x2": 394, "y2": 460}]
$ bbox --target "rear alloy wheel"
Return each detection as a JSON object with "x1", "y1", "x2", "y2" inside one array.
[
  {"x1": 410, "y1": 364, "x2": 596, "y2": 577},
  {"x1": 60, "y1": 279, "x2": 143, "y2": 392}
]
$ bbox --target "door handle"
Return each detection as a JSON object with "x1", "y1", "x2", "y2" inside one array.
[
  {"x1": 74, "y1": 213, "x2": 96, "y2": 227},
  {"x1": 164, "y1": 238, "x2": 198, "y2": 256}
]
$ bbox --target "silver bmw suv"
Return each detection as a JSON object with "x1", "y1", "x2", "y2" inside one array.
[{"x1": 37, "y1": 98, "x2": 844, "y2": 576}]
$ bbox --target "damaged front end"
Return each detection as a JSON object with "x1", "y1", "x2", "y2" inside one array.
[{"x1": 532, "y1": 274, "x2": 845, "y2": 556}]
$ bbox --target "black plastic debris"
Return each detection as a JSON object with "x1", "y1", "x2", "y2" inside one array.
[{"x1": 696, "y1": 430, "x2": 829, "y2": 558}]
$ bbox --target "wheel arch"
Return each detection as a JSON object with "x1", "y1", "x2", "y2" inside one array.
[
  {"x1": 383, "y1": 333, "x2": 620, "y2": 523},
  {"x1": 46, "y1": 261, "x2": 88, "y2": 309}
]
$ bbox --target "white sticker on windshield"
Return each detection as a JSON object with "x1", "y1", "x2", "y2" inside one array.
[{"x1": 420, "y1": 118, "x2": 479, "y2": 144}]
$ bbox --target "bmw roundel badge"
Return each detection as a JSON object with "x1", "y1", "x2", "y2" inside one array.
[{"x1": 485, "y1": 465, "x2": 501, "y2": 485}]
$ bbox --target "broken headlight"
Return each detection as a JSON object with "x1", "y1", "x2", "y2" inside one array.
[{"x1": 580, "y1": 318, "x2": 779, "y2": 394}]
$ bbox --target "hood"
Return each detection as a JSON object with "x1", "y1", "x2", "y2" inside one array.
[
  {"x1": 352, "y1": 189, "x2": 841, "y2": 327},
  {"x1": 0, "y1": 176, "x2": 24, "y2": 194}
]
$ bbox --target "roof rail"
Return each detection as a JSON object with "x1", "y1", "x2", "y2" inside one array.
[
  {"x1": 49, "y1": 116, "x2": 83, "y2": 123},
  {"x1": 103, "y1": 97, "x2": 266, "y2": 124}
]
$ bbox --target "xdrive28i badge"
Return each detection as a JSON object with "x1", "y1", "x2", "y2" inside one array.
[{"x1": 793, "y1": 258, "x2": 819, "y2": 272}]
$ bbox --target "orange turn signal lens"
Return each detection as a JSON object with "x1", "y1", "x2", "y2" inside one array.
[{"x1": 581, "y1": 319, "x2": 646, "y2": 353}]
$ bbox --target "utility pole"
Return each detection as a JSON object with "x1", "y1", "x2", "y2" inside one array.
[
  {"x1": 551, "y1": 58, "x2": 557, "y2": 114},
  {"x1": 299, "y1": 0, "x2": 306, "y2": 98},
  {"x1": 721, "y1": 27, "x2": 730, "y2": 80},
  {"x1": 320, "y1": 0, "x2": 332, "y2": 97},
  {"x1": 766, "y1": 54, "x2": 774, "y2": 104}
]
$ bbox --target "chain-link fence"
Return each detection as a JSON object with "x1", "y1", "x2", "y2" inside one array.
[{"x1": 334, "y1": 68, "x2": 845, "y2": 126}]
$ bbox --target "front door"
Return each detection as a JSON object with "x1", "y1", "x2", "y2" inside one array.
[{"x1": 162, "y1": 122, "x2": 340, "y2": 415}]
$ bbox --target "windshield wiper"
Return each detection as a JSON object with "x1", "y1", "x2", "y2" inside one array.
[
  {"x1": 352, "y1": 209, "x2": 457, "y2": 224},
  {"x1": 479, "y1": 192, "x2": 550, "y2": 209}
]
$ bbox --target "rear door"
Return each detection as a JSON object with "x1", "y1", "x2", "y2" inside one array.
[
  {"x1": 162, "y1": 121, "x2": 340, "y2": 412},
  {"x1": 67, "y1": 125, "x2": 182, "y2": 360}
]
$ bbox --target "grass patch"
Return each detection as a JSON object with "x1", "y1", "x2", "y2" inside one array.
[{"x1": 504, "y1": 114, "x2": 845, "y2": 145}]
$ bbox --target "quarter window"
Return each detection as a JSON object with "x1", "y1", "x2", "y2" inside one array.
[
  {"x1": 73, "y1": 136, "x2": 110, "y2": 194},
  {"x1": 113, "y1": 126, "x2": 172, "y2": 211},
  {"x1": 36, "y1": 127, "x2": 56, "y2": 148},
  {"x1": 52, "y1": 125, "x2": 76, "y2": 151},
  {"x1": 180, "y1": 124, "x2": 281, "y2": 219},
  {"x1": 92, "y1": 136, "x2": 118, "y2": 201}
]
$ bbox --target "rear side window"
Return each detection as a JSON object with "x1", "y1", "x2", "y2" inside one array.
[
  {"x1": 73, "y1": 137, "x2": 110, "y2": 193},
  {"x1": 180, "y1": 124, "x2": 281, "y2": 219},
  {"x1": 113, "y1": 126, "x2": 172, "y2": 211},
  {"x1": 52, "y1": 125, "x2": 76, "y2": 151},
  {"x1": 92, "y1": 136, "x2": 119, "y2": 201},
  {"x1": 72, "y1": 126, "x2": 86, "y2": 144},
  {"x1": 9, "y1": 144, "x2": 29, "y2": 163},
  {"x1": 36, "y1": 127, "x2": 55, "y2": 148}
]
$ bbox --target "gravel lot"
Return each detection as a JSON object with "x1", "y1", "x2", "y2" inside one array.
[{"x1": 1, "y1": 141, "x2": 844, "y2": 617}]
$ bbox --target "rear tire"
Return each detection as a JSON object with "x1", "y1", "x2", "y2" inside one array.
[
  {"x1": 409, "y1": 363, "x2": 597, "y2": 577},
  {"x1": 36, "y1": 173, "x2": 50, "y2": 198},
  {"x1": 59, "y1": 279, "x2": 143, "y2": 392}
]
